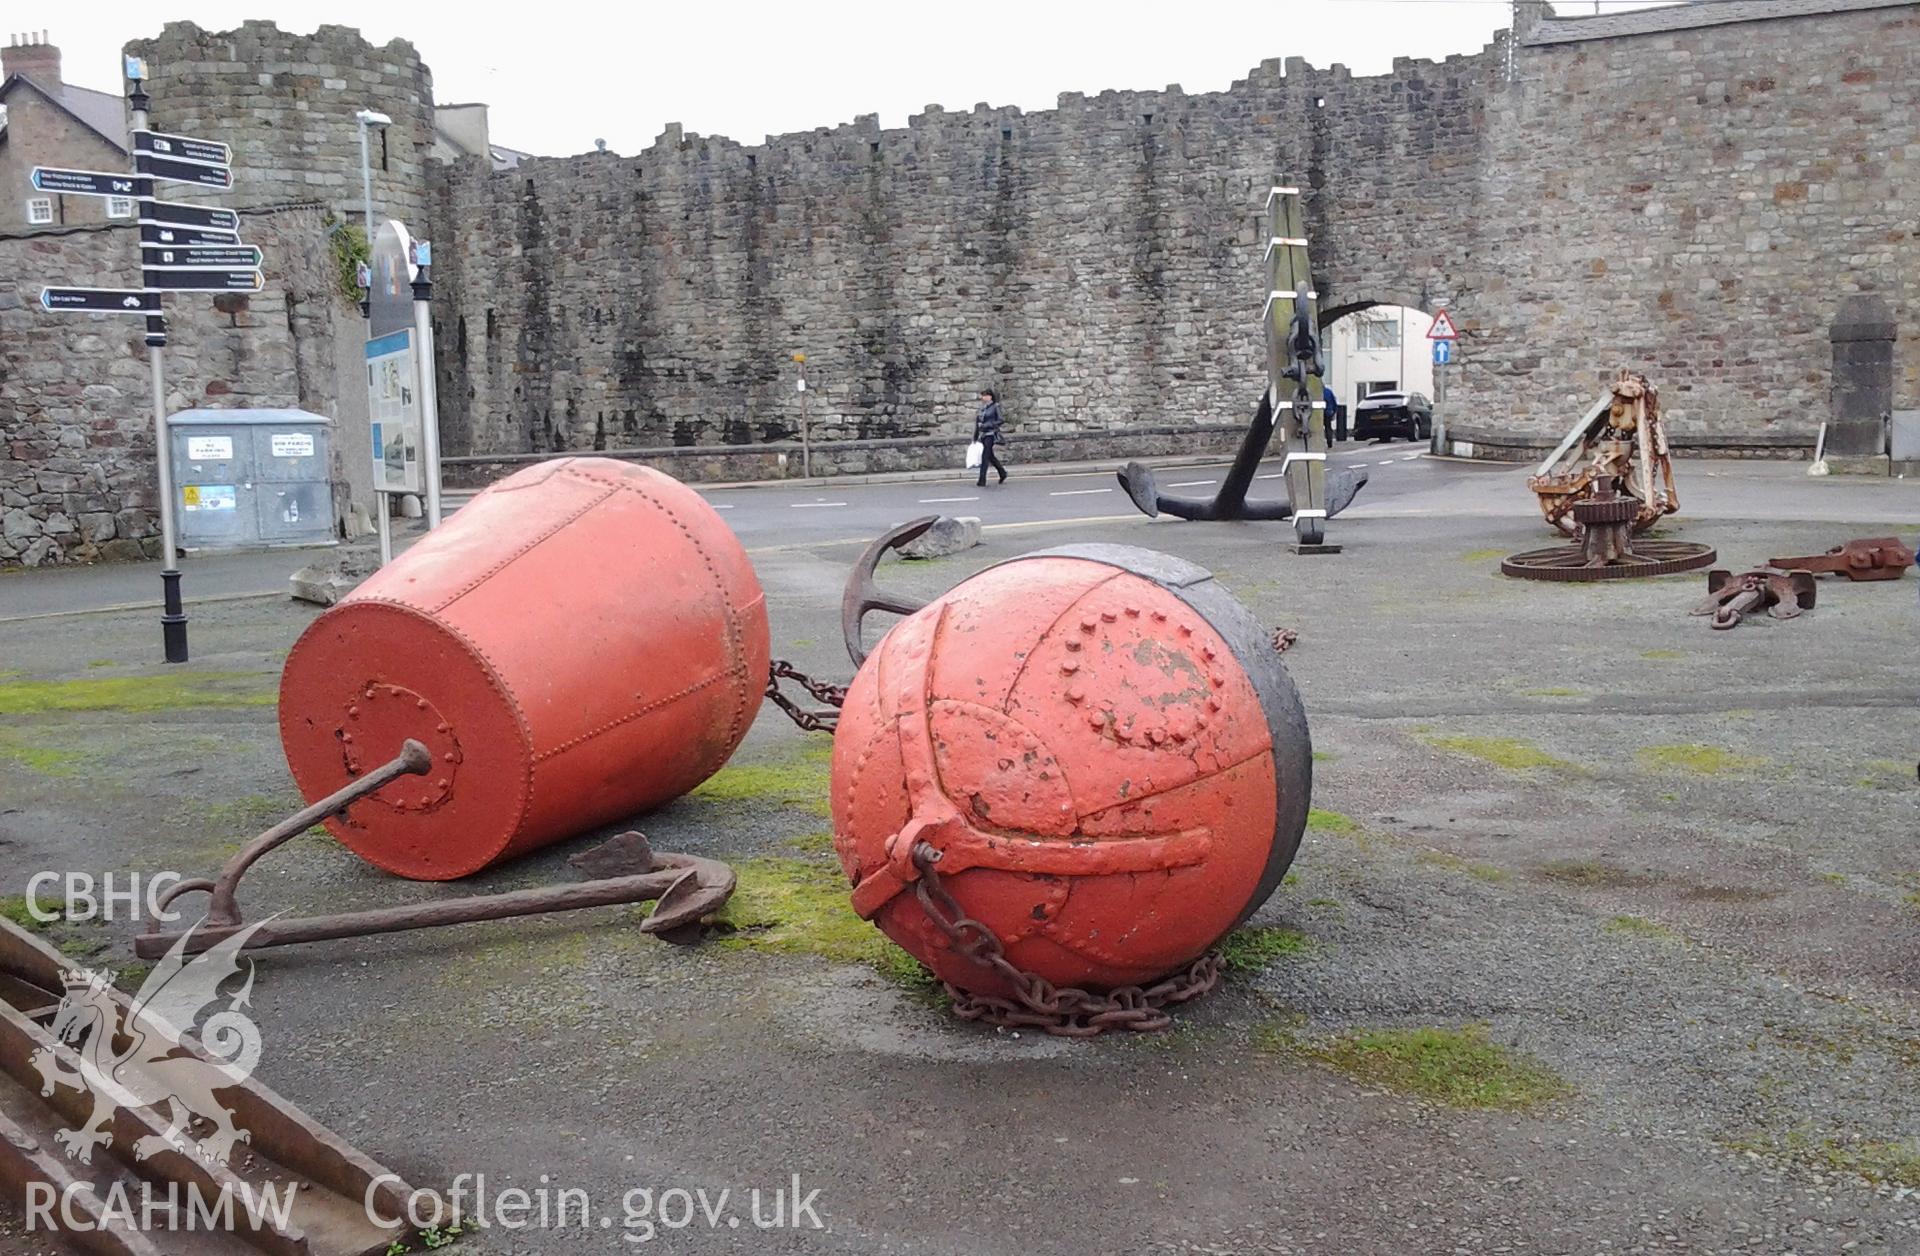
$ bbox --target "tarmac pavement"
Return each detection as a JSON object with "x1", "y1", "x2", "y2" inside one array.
[{"x1": 2, "y1": 454, "x2": 1919, "y2": 1254}]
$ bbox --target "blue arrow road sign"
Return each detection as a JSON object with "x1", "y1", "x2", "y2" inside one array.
[{"x1": 1433, "y1": 339, "x2": 1454, "y2": 365}]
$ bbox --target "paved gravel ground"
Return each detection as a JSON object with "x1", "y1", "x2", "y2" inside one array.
[{"x1": 1, "y1": 463, "x2": 1917, "y2": 1254}]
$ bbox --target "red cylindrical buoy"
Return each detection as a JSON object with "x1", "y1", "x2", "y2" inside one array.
[
  {"x1": 832, "y1": 544, "x2": 1311, "y2": 994},
  {"x1": 280, "y1": 457, "x2": 769, "y2": 880}
]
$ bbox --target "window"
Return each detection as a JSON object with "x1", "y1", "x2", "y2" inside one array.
[
  {"x1": 26, "y1": 197, "x2": 53, "y2": 225},
  {"x1": 380, "y1": 128, "x2": 389, "y2": 172},
  {"x1": 1355, "y1": 319, "x2": 1401, "y2": 350},
  {"x1": 1361, "y1": 381, "x2": 1400, "y2": 398},
  {"x1": 106, "y1": 197, "x2": 133, "y2": 219}
]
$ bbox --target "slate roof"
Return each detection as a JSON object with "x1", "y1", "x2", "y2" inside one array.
[{"x1": 0, "y1": 73, "x2": 128, "y2": 153}]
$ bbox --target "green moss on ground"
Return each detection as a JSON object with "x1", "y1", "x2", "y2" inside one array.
[
  {"x1": 710, "y1": 856, "x2": 934, "y2": 994},
  {"x1": 1636, "y1": 744, "x2": 1765, "y2": 775},
  {"x1": 1258, "y1": 1021, "x2": 1567, "y2": 1110},
  {"x1": 1727, "y1": 1129, "x2": 1920, "y2": 1189},
  {"x1": 783, "y1": 830, "x2": 837, "y2": 856},
  {"x1": 1216, "y1": 925, "x2": 1310, "y2": 974},
  {"x1": 1311, "y1": 750, "x2": 1335, "y2": 762},
  {"x1": 1416, "y1": 851, "x2": 1512, "y2": 883},
  {"x1": 1537, "y1": 859, "x2": 1646, "y2": 889},
  {"x1": 1639, "y1": 649, "x2": 1685, "y2": 661},
  {"x1": 1420, "y1": 734, "x2": 1571, "y2": 771},
  {"x1": 1857, "y1": 760, "x2": 1914, "y2": 790},
  {"x1": 1307, "y1": 808, "x2": 1357, "y2": 833},
  {"x1": 0, "y1": 733, "x2": 86, "y2": 777},
  {"x1": 691, "y1": 741, "x2": 834, "y2": 816},
  {"x1": 1461, "y1": 548, "x2": 1507, "y2": 563},
  {"x1": 1519, "y1": 687, "x2": 1584, "y2": 699},
  {"x1": 0, "y1": 672, "x2": 274, "y2": 715},
  {"x1": 1605, "y1": 914, "x2": 1683, "y2": 943}
]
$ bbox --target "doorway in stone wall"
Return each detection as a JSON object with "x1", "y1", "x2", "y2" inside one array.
[{"x1": 1319, "y1": 302, "x2": 1435, "y2": 442}]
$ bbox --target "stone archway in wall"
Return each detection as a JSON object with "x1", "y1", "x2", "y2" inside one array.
[{"x1": 1315, "y1": 296, "x2": 1440, "y2": 431}]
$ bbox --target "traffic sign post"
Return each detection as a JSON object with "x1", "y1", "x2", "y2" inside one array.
[
  {"x1": 1427, "y1": 306, "x2": 1458, "y2": 455},
  {"x1": 27, "y1": 64, "x2": 261, "y2": 664}
]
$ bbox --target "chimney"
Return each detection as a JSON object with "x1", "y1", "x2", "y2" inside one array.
[{"x1": 3, "y1": 31, "x2": 62, "y2": 87}]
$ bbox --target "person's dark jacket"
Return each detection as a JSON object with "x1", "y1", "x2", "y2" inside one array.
[{"x1": 974, "y1": 401, "x2": 1003, "y2": 443}]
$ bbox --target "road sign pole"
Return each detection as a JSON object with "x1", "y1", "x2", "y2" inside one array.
[{"x1": 130, "y1": 76, "x2": 187, "y2": 663}]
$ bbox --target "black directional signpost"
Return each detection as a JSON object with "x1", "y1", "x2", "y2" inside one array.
[
  {"x1": 135, "y1": 151, "x2": 234, "y2": 190},
  {"x1": 42, "y1": 289, "x2": 163, "y2": 313},
  {"x1": 132, "y1": 129, "x2": 231, "y2": 166},
  {"x1": 26, "y1": 54, "x2": 263, "y2": 664},
  {"x1": 142, "y1": 245, "x2": 263, "y2": 269},
  {"x1": 29, "y1": 169, "x2": 149, "y2": 199}
]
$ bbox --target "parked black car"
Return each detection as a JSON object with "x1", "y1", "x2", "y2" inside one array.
[{"x1": 1352, "y1": 390, "x2": 1433, "y2": 442}]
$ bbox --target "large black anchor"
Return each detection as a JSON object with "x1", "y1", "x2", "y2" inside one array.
[{"x1": 1118, "y1": 307, "x2": 1367, "y2": 523}]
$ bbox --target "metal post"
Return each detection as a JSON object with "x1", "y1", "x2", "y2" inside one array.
[
  {"x1": 793, "y1": 353, "x2": 811, "y2": 479},
  {"x1": 129, "y1": 75, "x2": 188, "y2": 663},
  {"x1": 411, "y1": 255, "x2": 442, "y2": 528},
  {"x1": 358, "y1": 122, "x2": 374, "y2": 244}
]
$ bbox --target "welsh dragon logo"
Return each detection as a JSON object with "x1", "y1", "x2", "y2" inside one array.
[{"x1": 30, "y1": 922, "x2": 268, "y2": 1166}]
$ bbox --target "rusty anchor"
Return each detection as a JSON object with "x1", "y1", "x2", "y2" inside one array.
[
  {"x1": 1767, "y1": 536, "x2": 1915, "y2": 582},
  {"x1": 1690, "y1": 568, "x2": 1817, "y2": 630},
  {"x1": 841, "y1": 515, "x2": 935, "y2": 667},
  {"x1": 136, "y1": 741, "x2": 736, "y2": 959}
]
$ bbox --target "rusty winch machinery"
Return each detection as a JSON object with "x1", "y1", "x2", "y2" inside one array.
[
  {"x1": 125, "y1": 456, "x2": 1311, "y2": 1040},
  {"x1": 1502, "y1": 370, "x2": 1718, "y2": 581}
]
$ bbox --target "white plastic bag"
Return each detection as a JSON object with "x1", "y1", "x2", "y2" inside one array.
[{"x1": 965, "y1": 441, "x2": 984, "y2": 470}]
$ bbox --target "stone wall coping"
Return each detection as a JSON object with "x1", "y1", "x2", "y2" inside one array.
[{"x1": 1526, "y1": 0, "x2": 1916, "y2": 46}]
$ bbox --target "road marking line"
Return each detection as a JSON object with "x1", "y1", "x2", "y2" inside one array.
[
  {"x1": 1167, "y1": 479, "x2": 1216, "y2": 488},
  {"x1": 919, "y1": 496, "x2": 979, "y2": 503},
  {"x1": 708, "y1": 503, "x2": 734, "y2": 509},
  {"x1": 789, "y1": 501, "x2": 847, "y2": 508},
  {"x1": 1401, "y1": 454, "x2": 1422, "y2": 461},
  {"x1": 1049, "y1": 488, "x2": 1113, "y2": 496},
  {"x1": 1351, "y1": 463, "x2": 1369, "y2": 468},
  {"x1": 1258, "y1": 472, "x2": 1284, "y2": 479}
]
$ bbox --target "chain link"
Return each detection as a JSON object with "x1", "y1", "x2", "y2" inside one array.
[
  {"x1": 909, "y1": 841, "x2": 1221, "y2": 1038},
  {"x1": 765, "y1": 660, "x2": 848, "y2": 734}
]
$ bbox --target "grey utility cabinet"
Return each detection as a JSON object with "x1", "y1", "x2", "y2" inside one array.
[{"x1": 166, "y1": 408, "x2": 337, "y2": 552}]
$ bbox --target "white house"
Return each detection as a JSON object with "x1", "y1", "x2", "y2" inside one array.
[{"x1": 1325, "y1": 306, "x2": 1436, "y2": 415}]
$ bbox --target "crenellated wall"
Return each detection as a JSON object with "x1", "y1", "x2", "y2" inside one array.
[
  {"x1": 427, "y1": 49, "x2": 1494, "y2": 463},
  {"x1": 124, "y1": 21, "x2": 434, "y2": 229},
  {"x1": 428, "y1": 1, "x2": 1917, "y2": 468}
]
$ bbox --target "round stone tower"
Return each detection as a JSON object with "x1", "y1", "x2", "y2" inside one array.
[{"x1": 122, "y1": 20, "x2": 434, "y2": 231}]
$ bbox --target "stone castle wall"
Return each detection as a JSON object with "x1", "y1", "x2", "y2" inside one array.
[
  {"x1": 429, "y1": 2, "x2": 1917, "y2": 467},
  {"x1": 124, "y1": 21, "x2": 434, "y2": 228},
  {"x1": 0, "y1": 205, "x2": 351, "y2": 566}
]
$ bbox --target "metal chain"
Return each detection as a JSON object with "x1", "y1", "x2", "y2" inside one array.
[
  {"x1": 766, "y1": 660, "x2": 847, "y2": 734},
  {"x1": 909, "y1": 841, "x2": 1221, "y2": 1038}
]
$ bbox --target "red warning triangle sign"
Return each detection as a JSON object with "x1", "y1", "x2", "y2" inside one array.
[{"x1": 1427, "y1": 309, "x2": 1459, "y2": 340}]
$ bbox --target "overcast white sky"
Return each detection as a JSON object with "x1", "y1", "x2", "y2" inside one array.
[{"x1": 35, "y1": 0, "x2": 1673, "y2": 157}]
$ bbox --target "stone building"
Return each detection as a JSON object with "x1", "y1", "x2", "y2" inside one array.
[{"x1": 0, "y1": 33, "x2": 131, "y2": 234}]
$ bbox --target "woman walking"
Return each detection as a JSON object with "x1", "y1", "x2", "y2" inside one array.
[{"x1": 974, "y1": 389, "x2": 1008, "y2": 487}]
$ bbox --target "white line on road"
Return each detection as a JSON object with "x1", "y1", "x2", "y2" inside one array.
[
  {"x1": 1049, "y1": 488, "x2": 1113, "y2": 496},
  {"x1": 790, "y1": 501, "x2": 848, "y2": 508},
  {"x1": 919, "y1": 496, "x2": 979, "y2": 503},
  {"x1": 1258, "y1": 472, "x2": 1284, "y2": 479},
  {"x1": 708, "y1": 503, "x2": 734, "y2": 509},
  {"x1": 1401, "y1": 454, "x2": 1422, "y2": 461},
  {"x1": 1168, "y1": 479, "x2": 1217, "y2": 488},
  {"x1": 1351, "y1": 463, "x2": 1369, "y2": 468}
]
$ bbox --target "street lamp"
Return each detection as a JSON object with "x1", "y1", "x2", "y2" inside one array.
[{"x1": 354, "y1": 109, "x2": 391, "y2": 244}]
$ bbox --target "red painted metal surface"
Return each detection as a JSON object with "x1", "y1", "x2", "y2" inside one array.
[
  {"x1": 832, "y1": 553, "x2": 1304, "y2": 995},
  {"x1": 280, "y1": 457, "x2": 769, "y2": 880}
]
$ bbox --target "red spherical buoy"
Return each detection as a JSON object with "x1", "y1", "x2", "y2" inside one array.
[
  {"x1": 830, "y1": 544, "x2": 1311, "y2": 995},
  {"x1": 280, "y1": 457, "x2": 769, "y2": 880}
]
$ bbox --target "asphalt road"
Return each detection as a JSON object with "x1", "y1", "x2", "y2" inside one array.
[{"x1": 704, "y1": 439, "x2": 1440, "y2": 549}]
